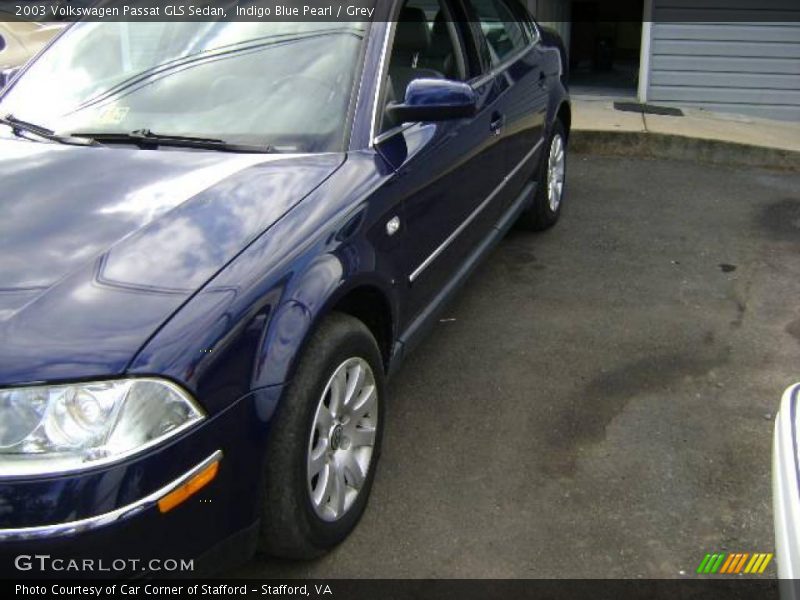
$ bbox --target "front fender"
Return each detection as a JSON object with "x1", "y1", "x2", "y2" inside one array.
[
  {"x1": 254, "y1": 254, "x2": 399, "y2": 390},
  {"x1": 127, "y1": 152, "x2": 400, "y2": 416}
]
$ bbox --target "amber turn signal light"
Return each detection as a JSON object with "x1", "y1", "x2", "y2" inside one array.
[{"x1": 158, "y1": 460, "x2": 219, "y2": 513}]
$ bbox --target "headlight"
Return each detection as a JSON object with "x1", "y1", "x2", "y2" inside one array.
[{"x1": 0, "y1": 378, "x2": 204, "y2": 477}]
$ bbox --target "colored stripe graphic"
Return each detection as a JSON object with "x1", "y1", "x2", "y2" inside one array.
[
  {"x1": 720, "y1": 552, "x2": 742, "y2": 573},
  {"x1": 759, "y1": 554, "x2": 773, "y2": 574},
  {"x1": 710, "y1": 553, "x2": 726, "y2": 573},
  {"x1": 697, "y1": 554, "x2": 712, "y2": 574},
  {"x1": 734, "y1": 553, "x2": 750, "y2": 573},
  {"x1": 700, "y1": 553, "x2": 722, "y2": 574},
  {"x1": 719, "y1": 554, "x2": 735, "y2": 574},
  {"x1": 744, "y1": 554, "x2": 759, "y2": 574},
  {"x1": 698, "y1": 552, "x2": 774, "y2": 575},
  {"x1": 747, "y1": 553, "x2": 774, "y2": 574}
]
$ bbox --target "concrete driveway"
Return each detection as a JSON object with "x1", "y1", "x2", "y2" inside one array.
[{"x1": 234, "y1": 155, "x2": 800, "y2": 578}]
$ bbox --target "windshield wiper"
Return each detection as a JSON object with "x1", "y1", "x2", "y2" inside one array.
[
  {"x1": 0, "y1": 114, "x2": 98, "y2": 146},
  {"x1": 69, "y1": 129, "x2": 275, "y2": 153}
]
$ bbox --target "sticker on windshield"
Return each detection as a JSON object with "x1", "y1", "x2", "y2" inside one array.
[{"x1": 97, "y1": 106, "x2": 130, "y2": 125}]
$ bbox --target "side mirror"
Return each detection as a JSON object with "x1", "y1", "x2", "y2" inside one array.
[{"x1": 386, "y1": 78, "x2": 477, "y2": 124}]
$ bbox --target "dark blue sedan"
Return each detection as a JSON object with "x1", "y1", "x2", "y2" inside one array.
[{"x1": 0, "y1": 0, "x2": 569, "y2": 572}]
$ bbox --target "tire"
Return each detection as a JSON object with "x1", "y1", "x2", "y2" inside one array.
[
  {"x1": 517, "y1": 119, "x2": 567, "y2": 231},
  {"x1": 258, "y1": 312, "x2": 385, "y2": 559}
]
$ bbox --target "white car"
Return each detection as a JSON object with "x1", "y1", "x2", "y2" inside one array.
[{"x1": 774, "y1": 382, "x2": 800, "y2": 594}]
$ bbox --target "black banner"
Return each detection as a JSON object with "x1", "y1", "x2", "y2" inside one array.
[
  {"x1": 0, "y1": 579, "x2": 791, "y2": 600},
  {"x1": 1, "y1": 0, "x2": 800, "y2": 22}
]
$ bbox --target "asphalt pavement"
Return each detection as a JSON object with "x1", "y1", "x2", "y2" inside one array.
[{"x1": 233, "y1": 154, "x2": 800, "y2": 578}]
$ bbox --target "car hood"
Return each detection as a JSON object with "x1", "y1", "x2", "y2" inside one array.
[{"x1": 0, "y1": 138, "x2": 344, "y2": 385}]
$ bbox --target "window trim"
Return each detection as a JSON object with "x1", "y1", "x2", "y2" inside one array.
[
  {"x1": 342, "y1": 20, "x2": 379, "y2": 153},
  {"x1": 369, "y1": 21, "x2": 397, "y2": 147},
  {"x1": 507, "y1": 0, "x2": 541, "y2": 45},
  {"x1": 462, "y1": 0, "x2": 538, "y2": 85},
  {"x1": 368, "y1": 21, "x2": 395, "y2": 146},
  {"x1": 530, "y1": 19, "x2": 542, "y2": 45},
  {"x1": 470, "y1": 0, "x2": 531, "y2": 67},
  {"x1": 468, "y1": 39, "x2": 532, "y2": 88}
]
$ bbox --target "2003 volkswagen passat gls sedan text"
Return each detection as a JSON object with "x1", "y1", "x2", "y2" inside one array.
[{"x1": 0, "y1": 0, "x2": 569, "y2": 572}]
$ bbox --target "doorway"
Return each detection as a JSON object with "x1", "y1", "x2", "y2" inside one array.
[{"x1": 567, "y1": 0, "x2": 643, "y2": 98}]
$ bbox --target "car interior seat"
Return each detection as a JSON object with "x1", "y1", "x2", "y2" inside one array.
[
  {"x1": 388, "y1": 8, "x2": 445, "y2": 99},
  {"x1": 421, "y1": 12, "x2": 457, "y2": 80}
]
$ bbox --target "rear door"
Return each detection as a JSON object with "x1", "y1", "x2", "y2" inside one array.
[{"x1": 466, "y1": 0, "x2": 548, "y2": 207}]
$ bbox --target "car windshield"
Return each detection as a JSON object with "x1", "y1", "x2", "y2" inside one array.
[{"x1": 0, "y1": 21, "x2": 369, "y2": 153}]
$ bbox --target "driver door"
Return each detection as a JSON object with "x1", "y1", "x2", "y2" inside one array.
[{"x1": 376, "y1": 0, "x2": 509, "y2": 324}]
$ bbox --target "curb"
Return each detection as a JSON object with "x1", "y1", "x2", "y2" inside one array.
[{"x1": 570, "y1": 130, "x2": 800, "y2": 172}]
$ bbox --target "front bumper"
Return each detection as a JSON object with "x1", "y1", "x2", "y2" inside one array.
[
  {"x1": 0, "y1": 451, "x2": 223, "y2": 543},
  {"x1": 0, "y1": 385, "x2": 283, "y2": 578},
  {"x1": 774, "y1": 383, "x2": 800, "y2": 588}
]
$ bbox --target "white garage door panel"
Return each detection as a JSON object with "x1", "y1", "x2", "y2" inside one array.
[
  {"x1": 653, "y1": 39, "x2": 800, "y2": 59},
  {"x1": 651, "y1": 71, "x2": 799, "y2": 90},
  {"x1": 649, "y1": 86, "x2": 800, "y2": 105},
  {"x1": 653, "y1": 0, "x2": 800, "y2": 22},
  {"x1": 651, "y1": 55, "x2": 800, "y2": 75},
  {"x1": 656, "y1": 0, "x2": 800, "y2": 7},
  {"x1": 655, "y1": 23, "x2": 800, "y2": 43}
]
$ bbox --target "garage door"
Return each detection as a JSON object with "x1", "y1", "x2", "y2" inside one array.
[{"x1": 648, "y1": 0, "x2": 800, "y2": 121}]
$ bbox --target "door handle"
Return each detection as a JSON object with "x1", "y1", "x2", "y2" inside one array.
[{"x1": 490, "y1": 113, "x2": 505, "y2": 136}]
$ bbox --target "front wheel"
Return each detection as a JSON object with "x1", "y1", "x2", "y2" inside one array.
[
  {"x1": 517, "y1": 120, "x2": 567, "y2": 231},
  {"x1": 258, "y1": 313, "x2": 385, "y2": 559}
]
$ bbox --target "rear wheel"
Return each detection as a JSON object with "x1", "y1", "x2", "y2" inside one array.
[
  {"x1": 518, "y1": 120, "x2": 567, "y2": 231},
  {"x1": 258, "y1": 313, "x2": 385, "y2": 559}
]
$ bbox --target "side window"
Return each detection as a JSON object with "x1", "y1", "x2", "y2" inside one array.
[
  {"x1": 470, "y1": 0, "x2": 530, "y2": 65},
  {"x1": 379, "y1": 0, "x2": 468, "y2": 131},
  {"x1": 516, "y1": 2, "x2": 542, "y2": 44}
]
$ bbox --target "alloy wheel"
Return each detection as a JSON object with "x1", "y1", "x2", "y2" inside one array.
[
  {"x1": 547, "y1": 133, "x2": 566, "y2": 212},
  {"x1": 307, "y1": 357, "x2": 378, "y2": 522}
]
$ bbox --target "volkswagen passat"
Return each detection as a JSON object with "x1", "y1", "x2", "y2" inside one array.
[{"x1": 0, "y1": 0, "x2": 569, "y2": 571}]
